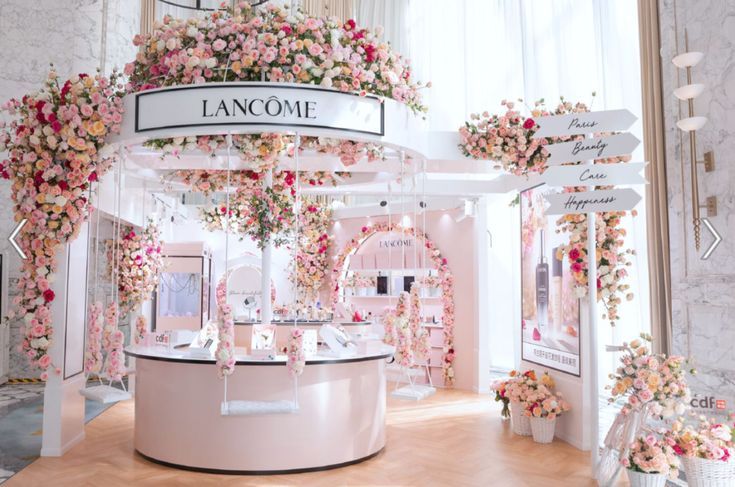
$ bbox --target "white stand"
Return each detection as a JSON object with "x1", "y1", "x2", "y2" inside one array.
[
  {"x1": 78, "y1": 382, "x2": 131, "y2": 404},
  {"x1": 391, "y1": 364, "x2": 436, "y2": 401}
]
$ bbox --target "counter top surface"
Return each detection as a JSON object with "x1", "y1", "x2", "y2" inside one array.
[
  {"x1": 233, "y1": 320, "x2": 372, "y2": 326},
  {"x1": 124, "y1": 342, "x2": 394, "y2": 366}
]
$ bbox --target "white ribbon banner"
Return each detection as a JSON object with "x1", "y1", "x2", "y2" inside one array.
[
  {"x1": 532, "y1": 109, "x2": 637, "y2": 138},
  {"x1": 542, "y1": 162, "x2": 647, "y2": 187},
  {"x1": 545, "y1": 133, "x2": 640, "y2": 165},
  {"x1": 544, "y1": 188, "x2": 642, "y2": 215},
  {"x1": 134, "y1": 82, "x2": 384, "y2": 136}
]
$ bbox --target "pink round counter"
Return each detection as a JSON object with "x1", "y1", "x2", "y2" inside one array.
[{"x1": 125, "y1": 344, "x2": 392, "y2": 474}]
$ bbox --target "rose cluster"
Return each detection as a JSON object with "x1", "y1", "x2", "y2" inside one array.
[{"x1": 291, "y1": 199, "x2": 332, "y2": 305}]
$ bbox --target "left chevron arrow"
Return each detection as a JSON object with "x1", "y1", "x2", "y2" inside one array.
[{"x1": 8, "y1": 219, "x2": 28, "y2": 260}]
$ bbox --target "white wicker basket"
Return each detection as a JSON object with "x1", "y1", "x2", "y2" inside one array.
[
  {"x1": 626, "y1": 469, "x2": 667, "y2": 487},
  {"x1": 510, "y1": 400, "x2": 531, "y2": 436},
  {"x1": 682, "y1": 453, "x2": 735, "y2": 487},
  {"x1": 530, "y1": 417, "x2": 556, "y2": 444}
]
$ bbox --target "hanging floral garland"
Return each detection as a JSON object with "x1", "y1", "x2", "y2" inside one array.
[
  {"x1": 459, "y1": 98, "x2": 635, "y2": 325},
  {"x1": 215, "y1": 302, "x2": 235, "y2": 378},
  {"x1": 331, "y1": 223, "x2": 456, "y2": 386},
  {"x1": 290, "y1": 199, "x2": 332, "y2": 306},
  {"x1": 199, "y1": 190, "x2": 252, "y2": 234},
  {"x1": 382, "y1": 308, "x2": 397, "y2": 346},
  {"x1": 134, "y1": 315, "x2": 148, "y2": 344},
  {"x1": 286, "y1": 328, "x2": 305, "y2": 377},
  {"x1": 106, "y1": 219, "x2": 165, "y2": 319},
  {"x1": 102, "y1": 302, "x2": 126, "y2": 381},
  {"x1": 409, "y1": 283, "x2": 430, "y2": 361},
  {"x1": 0, "y1": 70, "x2": 125, "y2": 378},
  {"x1": 393, "y1": 291, "x2": 413, "y2": 367},
  {"x1": 84, "y1": 302, "x2": 104, "y2": 375}
]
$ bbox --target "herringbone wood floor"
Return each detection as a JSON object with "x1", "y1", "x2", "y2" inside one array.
[{"x1": 7, "y1": 389, "x2": 623, "y2": 486}]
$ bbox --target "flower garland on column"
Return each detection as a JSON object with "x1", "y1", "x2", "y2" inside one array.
[
  {"x1": 382, "y1": 308, "x2": 397, "y2": 346},
  {"x1": 109, "y1": 219, "x2": 164, "y2": 319},
  {"x1": 331, "y1": 222, "x2": 456, "y2": 386},
  {"x1": 83, "y1": 302, "x2": 104, "y2": 375},
  {"x1": 459, "y1": 97, "x2": 635, "y2": 326},
  {"x1": 102, "y1": 302, "x2": 126, "y2": 381},
  {"x1": 0, "y1": 70, "x2": 124, "y2": 378},
  {"x1": 291, "y1": 199, "x2": 332, "y2": 306},
  {"x1": 393, "y1": 292, "x2": 413, "y2": 367}
]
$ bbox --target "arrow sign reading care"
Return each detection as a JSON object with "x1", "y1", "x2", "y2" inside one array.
[
  {"x1": 8, "y1": 218, "x2": 28, "y2": 260},
  {"x1": 542, "y1": 162, "x2": 647, "y2": 187},
  {"x1": 544, "y1": 188, "x2": 642, "y2": 215},
  {"x1": 532, "y1": 109, "x2": 637, "y2": 138},
  {"x1": 545, "y1": 133, "x2": 640, "y2": 165}
]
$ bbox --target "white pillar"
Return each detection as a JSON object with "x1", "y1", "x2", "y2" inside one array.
[
  {"x1": 41, "y1": 219, "x2": 90, "y2": 456},
  {"x1": 261, "y1": 169, "x2": 273, "y2": 324}
]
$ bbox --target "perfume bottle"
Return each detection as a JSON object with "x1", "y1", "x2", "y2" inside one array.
[
  {"x1": 552, "y1": 246, "x2": 563, "y2": 333},
  {"x1": 536, "y1": 230, "x2": 549, "y2": 334}
]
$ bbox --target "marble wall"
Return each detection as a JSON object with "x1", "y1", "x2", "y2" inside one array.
[
  {"x1": 0, "y1": 0, "x2": 140, "y2": 378},
  {"x1": 659, "y1": 0, "x2": 735, "y2": 413}
]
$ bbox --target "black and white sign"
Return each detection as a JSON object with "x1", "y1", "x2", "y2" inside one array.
[
  {"x1": 545, "y1": 133, "x2": 640, "y2": 165},
  {"x1": 544, "y1": 188, "x2": 642, "y2": 215},
  {"x1": 532, "y1": 109, "x2": 636, "y2": 138},
  {"x1": 135, "y1": 83, "x2": 385, "y2": 136},
  {"x1": 542, "y1": 162, "x2": 647, "y2": 187}
]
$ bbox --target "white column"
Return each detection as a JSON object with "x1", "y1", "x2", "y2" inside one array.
[
  {"x1": 261, "y1": 169, "x2": 273, "y2": 324},
  {"x1": 473, "y1": 197, "x2": 490, "y2": 393},
  {"x1": 41, "y1": 219, "x2": 90, "y2": 456}
]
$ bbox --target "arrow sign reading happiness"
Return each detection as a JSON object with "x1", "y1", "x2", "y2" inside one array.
[
  {"x1": 545, "y1": 133, "x2": 640, "y2": 165},
  {"x1": 542, "y1": 162, "x2": 647, "y2": 187},
  {"x1": 532, "y1": 109, "x2": 637, "y2": 138},
  {"x1": 544, "y1": 188, "x2": 642, "y2": 215}
]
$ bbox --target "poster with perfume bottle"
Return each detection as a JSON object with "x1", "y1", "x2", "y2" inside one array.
[{"x1": 520, "y1": 184, "x2": 581, "y2": 376}]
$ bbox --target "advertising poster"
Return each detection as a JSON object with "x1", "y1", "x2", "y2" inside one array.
[{"x1": 521, "y1": 185, "x2": 581, "y2": 376}]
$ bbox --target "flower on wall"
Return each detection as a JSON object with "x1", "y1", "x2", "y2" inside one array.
[
  {"x1": 0, "y1": 69, "x2": 125, "y2": 378},
  {"x1": 331, "y1": 223, "x2": 456, "y2": 386}
]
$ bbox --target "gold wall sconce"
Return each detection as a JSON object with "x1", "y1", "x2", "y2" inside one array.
[{"x1": 672, "y1": 30, "x2": 717, "y2": 251}]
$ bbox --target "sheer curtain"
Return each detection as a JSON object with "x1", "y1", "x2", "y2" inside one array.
[{"x1": 357, "y1": 0, "x2": 649, "y2": 377}]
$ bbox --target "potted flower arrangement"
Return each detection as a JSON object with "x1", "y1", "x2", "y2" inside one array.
[
  {"x1": 504, "y1": 369, "x2": 542, "y2": 436},
  {"x1": 623, "y1": 434, "x2": 680, "y2": 487},
  {"x1": 665, "y1": 418, "x2": 735, "y2": 487},
  {"x1": 490, "y1": 378, "x2": 511, "y2": 419},
  {"x1": 524, "y1": 386, "x2": 570, "y2": 444}
]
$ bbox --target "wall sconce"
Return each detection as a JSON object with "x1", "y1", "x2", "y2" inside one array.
[{"x1": 672, "y1": 30, "x2": 716, "y2": 251}]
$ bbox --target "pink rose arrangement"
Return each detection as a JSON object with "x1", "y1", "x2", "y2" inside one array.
[
  {"x1": 199, "y1": 190, "x2": 252, "y2": 234},
  {"x1": 331, "y1": 222, "x2": 456, "y2": 385},
  {"x1": 523, "y1": 385, "x2": 571, "y2": 420},
  {"x1": 393, "y1": 291, "x2": 413, "y2": 367},
  {"x1": 102, "y1": 302, "x2": 126, "y2": 382},
  {"x1": 125, "y1": 3, "x2": 427, "y2": 112},
  {"x1": 291, "y1": 199, "x2": 332, "y2": 305},
  {"x1": 665, "y1": 418, "x2": 734, "y2": 462},
  {"x1": 607, "y1": 334, "x2": 692, "y2": 417},
  {"x1": 382, "y1": 308, "x2": 397, "y2": 346},
  {"x1": 245, "y1": 186, "x2": 294, "y2": 249},
  {"x1": 215, "y1": 302, "x2": 236, "y2": 379},
  {"x1": 84, "y1": 301, "x2": 104, "y2": 375},
  {"x1": 0, "y1": 69, "x2": 124, "y2": 378},
  {"x1": 134, "y1": 315, "x2": 148, "y2": 344},
  {"x1": 623, "y1": 434, "x2": 680, "y2": 478},
  {"x1": 409, "y1": 283, "x2": 429, "y2": 361},
  {"x1": 286, "y1": 328, "x2": 305, "y2": 378},
  {"x1": 108, "y1": 220, "x2": 164, "y2": 318}
]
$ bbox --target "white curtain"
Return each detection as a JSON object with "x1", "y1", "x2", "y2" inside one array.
[{"x1": 357, "y1": 0, "x2": 649, "y2": 379}]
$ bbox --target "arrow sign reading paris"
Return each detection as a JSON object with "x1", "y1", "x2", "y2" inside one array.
[
  {"x1": 544, "y1": 188, "x2": 642, "y2": 215},
  {"x1": 532, "y1": 108, "x2": 637, "y2": 138},
  {"x1": 545, "y1": 133, "x2": 640, "y2": 165},
  {"x1": 542, "y1": 162, "x2": 647, "y2": 187}
]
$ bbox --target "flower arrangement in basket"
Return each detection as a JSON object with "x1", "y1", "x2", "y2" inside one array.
[
  {"x1": 490, "y1": 378, "x2": 511, "y2": 419},
  {"x1": 523, "y1": 385, "x2": 571, "y2": 444},
  {"x1": 607, "y1": 334, "x2": 692, "y2": 418},
  {"x1": 496, "y1": 369, "x2": 557, "y2": 437},
  {"x1": 664, "y1": 418, "x2": 735, "y2": 487},
  {"x1": 622, "y1": 434, "x2": 680, "y2": 487}
]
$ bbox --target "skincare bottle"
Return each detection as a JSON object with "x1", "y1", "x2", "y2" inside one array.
[
  {"x1": 552, "y1": 247, "x2": 563, "y2": 333},
  {"x1": 535, "y1": 230, "x2": 549, "y2": 333}
]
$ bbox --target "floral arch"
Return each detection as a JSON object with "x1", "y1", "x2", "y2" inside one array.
[{"x1": 330, "y1": 222, "x2": 455, "y2": 386}]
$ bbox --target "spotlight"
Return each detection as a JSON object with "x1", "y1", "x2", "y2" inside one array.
[
  {"x1": 419, "y1": 201, "x2": 426, "y2": 208},
  {"x1": 380, "y1": 200, "x2": 388, "y2": 207}
]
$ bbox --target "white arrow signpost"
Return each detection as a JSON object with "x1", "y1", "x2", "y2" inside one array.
[
  {"x1": 545, "y1": 133, "x2": 640, "y2": 165},
  {"x1": 8, "y1": 218, "x2": 27, "y2": 260},
  {"x1": 542, "y1": 162, "x2": 647, "y2": 187},
  {"x1": 532, "y1": 108, "x2": 643, "y2": 482}
]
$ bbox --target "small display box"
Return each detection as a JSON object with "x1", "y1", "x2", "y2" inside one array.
[{"x1": 154, "y1": 242, "x2": 212, "y2": 332}]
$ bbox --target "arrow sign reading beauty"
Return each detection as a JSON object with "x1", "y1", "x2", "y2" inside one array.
[
  {"x1": 545, "y1": 133, "x2": 640, "y2": 165},
  {"x1": 544, "y1": 188, "x2": 642, "y2": 215},
  {"x1": 532, "y1": 109, "x2": 637, "y2": 138},
  {"x1": 542, "y1": 162, "x2": 647, "y2": 187},
  {"x1": 8, "y1": 218, "x2": 28, "y2": 260}
]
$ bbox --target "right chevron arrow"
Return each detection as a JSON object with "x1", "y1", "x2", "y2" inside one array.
[{"x1": 701, "y1": 217, "x2": 722, "y2": 260}]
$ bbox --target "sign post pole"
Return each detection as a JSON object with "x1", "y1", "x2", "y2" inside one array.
[{"x1": 586, "y1": 147, "x2": 599, "y2": 475}]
